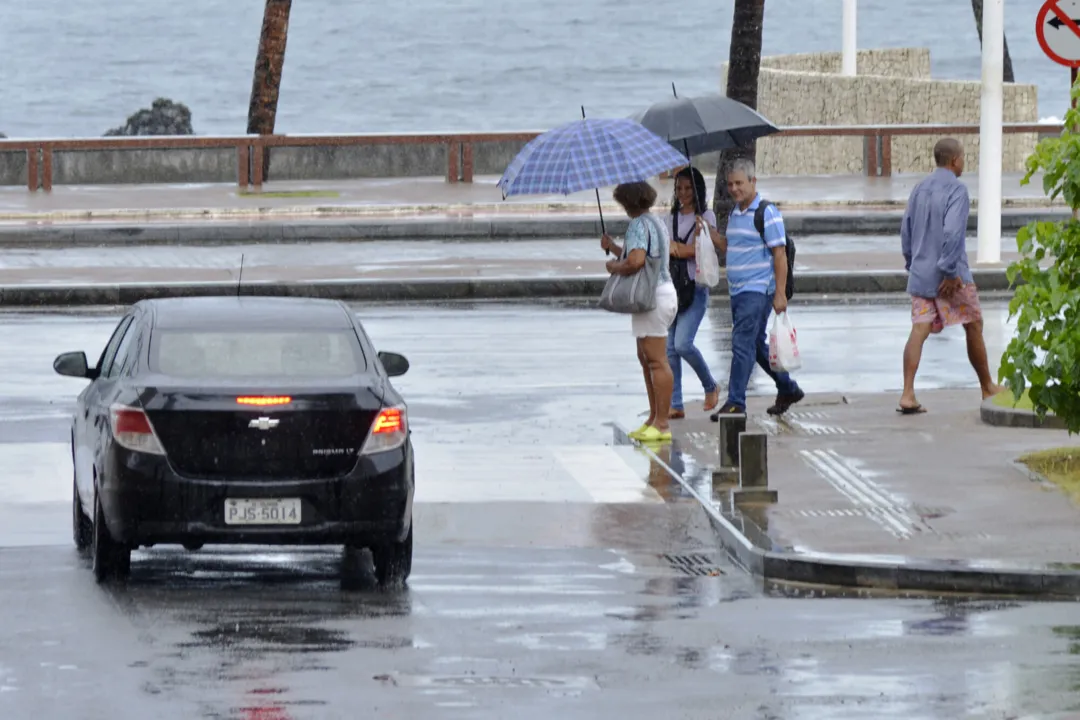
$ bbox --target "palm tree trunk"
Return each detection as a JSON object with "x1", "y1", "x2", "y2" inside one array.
[
  {"x1": 247, "y1": 0, "x2": 293, "y2": 181},
  {"x1": 713, "y1": 0, "x2": 765, "y2": 226},
  {"x1": 971, "y1": 0, "x2": 1016, "y2": 83}
]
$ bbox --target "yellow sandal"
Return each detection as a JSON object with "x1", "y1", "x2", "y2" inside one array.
[{"x1": 636, "y1": 426, "x2": 672, "y2": 443}]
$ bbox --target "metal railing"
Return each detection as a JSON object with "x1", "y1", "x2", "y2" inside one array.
[
  {"x1": 776, "y1": 122, "x2": 1057, "y2": 178},
  {"x1": 0, "y1": 123, "x2": 1061, "y2": 192}
]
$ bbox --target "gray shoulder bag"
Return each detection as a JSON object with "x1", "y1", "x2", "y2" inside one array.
[{"x1": 598, "y1": 214, "x2": 663, "y2": 314}]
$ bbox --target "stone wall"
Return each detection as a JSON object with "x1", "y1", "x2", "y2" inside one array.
[
  {"x1": 760, "y1": 47, "x2": 932, "y2": 79},
  {"x1": 723, "y1": 47, "x2": 1040, "y2": 176},
  {"x1": 0, "y1": 141, "x2": 532, "y2": 187}
]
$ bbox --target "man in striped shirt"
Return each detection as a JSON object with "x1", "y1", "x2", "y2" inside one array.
[{"x1": 709, "y1": 158, "x2": 804, "y2": 418}]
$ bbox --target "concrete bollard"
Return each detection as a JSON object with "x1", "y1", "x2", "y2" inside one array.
[
  {"x1": 717, "y1": 413, "x2": 747, "y2": 468},
  {"x1": 712, "y1": 412, "x2": 747, "y2": 485},
  {"x1": 732, "y1": 431, "x2": 778, "y2": 506},
  {"x1": 738, "y1": 432, "x2": 768, "y2": 488}
]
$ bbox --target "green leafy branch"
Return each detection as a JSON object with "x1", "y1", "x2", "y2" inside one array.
[{"x1": 1000, "y1": 81, "x2": 1080, "y2": 434}]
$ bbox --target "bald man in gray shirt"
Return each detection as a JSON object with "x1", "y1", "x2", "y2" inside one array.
[{"x1": 898, "y1": 138, "x2": 1004, "y2": 414}]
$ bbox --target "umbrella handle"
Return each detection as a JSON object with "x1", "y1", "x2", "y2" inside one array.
[{"x1": 595, "y1": 188, "x2": 607, "y2": 245}]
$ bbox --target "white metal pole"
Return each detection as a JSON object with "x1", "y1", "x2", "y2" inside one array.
[
  {"x1": 977, "y1": 0, "x2": 1004, "y2": 264},
  {"x1": 842, "y1": 0, "x2": 857, "y2": 76}
]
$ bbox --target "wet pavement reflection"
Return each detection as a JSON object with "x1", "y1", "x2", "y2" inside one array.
[
  {"x1": 5, "y1": 540, "x2": 1080, "y2": 719},
  {"x1": 2, "y1": 301, "x2": 1080, "y2": 718}
]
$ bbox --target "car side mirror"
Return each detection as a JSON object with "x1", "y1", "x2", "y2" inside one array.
[
  {"x1": 53, "y1": 351, "x2": 91, "y2": 379},
  {"x1": 378, "y1": 351, "x2": 409, "y2": 378}
]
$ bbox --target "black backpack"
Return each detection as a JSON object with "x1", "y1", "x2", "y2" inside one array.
[{"x1": 753, "y1": 199, "x2": 796, "y2": 300}]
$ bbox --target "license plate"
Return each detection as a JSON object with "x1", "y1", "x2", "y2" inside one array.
[{"x1": 224, "y1": 498, "x2": 301, "y2": 525}]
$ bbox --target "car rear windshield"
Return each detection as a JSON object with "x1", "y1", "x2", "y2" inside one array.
[{"x1": 150, "y1": 329, "x2": 365, "y2": 378}]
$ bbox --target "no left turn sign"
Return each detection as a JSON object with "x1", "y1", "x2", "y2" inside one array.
[{"x1": 1038, "y1": 0, "x2": 1080, "y2": 67}]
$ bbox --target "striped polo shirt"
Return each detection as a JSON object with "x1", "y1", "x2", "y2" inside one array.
[{"x1": 725, "y1": 193, "x2": 786, "y2": 296}]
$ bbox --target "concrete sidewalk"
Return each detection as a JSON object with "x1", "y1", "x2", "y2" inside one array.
[
  {"x1": 652, "y1": 389, "x2": 1080, "y2": 595},
  {"x1": 0, "y1": 172, "x2": 1066, "y2": 224}
]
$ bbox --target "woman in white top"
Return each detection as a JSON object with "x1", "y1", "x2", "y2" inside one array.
[
  {"x1": 601, "y1": 181, "x2": 678, "y2": 443},
  {"x1": 665, "y1": 166, "x2": 720, "y2": 419}
]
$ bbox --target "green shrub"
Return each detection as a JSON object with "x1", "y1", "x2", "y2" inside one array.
[{"x1": 1000, "y1": 82, "x2": 1080, "y2": 434}]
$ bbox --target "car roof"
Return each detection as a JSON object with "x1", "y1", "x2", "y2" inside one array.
[{"x1": 138, "y1": 296, "x2": 357, "y2": 331}]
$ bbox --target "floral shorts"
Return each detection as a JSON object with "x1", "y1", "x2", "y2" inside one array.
[{"x1": 911, "y1": 283, "x2": 983, "y2": 334}]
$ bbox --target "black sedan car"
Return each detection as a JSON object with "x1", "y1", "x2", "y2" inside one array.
[{"x1": 54, "y1": 296, "x2": 414, "y2": 586}]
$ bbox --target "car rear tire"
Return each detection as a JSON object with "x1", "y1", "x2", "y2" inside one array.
[
  {"x1": 73, "y1": 478, "x2": 92, "y2": 551},
  {"x1": 372, "y1": 524, "x2": 412, "y2": 587},
  {"x1": 92, "y1": 492, "x2": 131, "y2": 583}
]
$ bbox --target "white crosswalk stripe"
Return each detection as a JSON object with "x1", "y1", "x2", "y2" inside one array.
[
  {"x1": 0, "y1": 443, "x2": 70, "y2": 504},
  {"x1": 0, "y1": 441, "x2": 665, "y2": 506}
]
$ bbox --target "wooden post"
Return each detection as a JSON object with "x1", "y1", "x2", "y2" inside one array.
[
  {"x1": 880, "y1": 132, "x2": 893, "y2": 177},
  {"x1": 26, "y1": 148, "x2": 38, "y2": 191},
  {"x1": 41, "y1": 147, "x2": 53, "y2": 192},
  {"x1": 864, "y1": 134, "x2": 879, "y2": 177},
  {"x1": 252, "y1": 143, "x2": 265, "y2": 189},
  {"x1": 446, "y1": 142, "x2": 461, "y2": 184},
  {"x1": 462, "y1": 142, "x2": 474, "y2": 183},
  {"x1": 237, "y1": 144, "x2": 251, "y2": 188}
]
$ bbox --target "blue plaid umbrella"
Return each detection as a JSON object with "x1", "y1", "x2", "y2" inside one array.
[{"x1": 497, "y1": 117, "x2": 690, "y2": 198}]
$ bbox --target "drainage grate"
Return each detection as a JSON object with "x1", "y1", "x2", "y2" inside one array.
[{"x1": 661, "y1": 553, "x2": 726, "y2": 576}]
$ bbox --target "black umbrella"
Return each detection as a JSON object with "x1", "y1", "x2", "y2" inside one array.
[{"x1": 630, "y1": 85, "x2": 780, "y2": 158}]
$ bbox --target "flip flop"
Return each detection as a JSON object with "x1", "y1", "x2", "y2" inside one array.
[
  {"x1": 896, "y1": 404, "x2": 927, "y2": 415},
  {"x1": 636, "y1": 426, "x2": 673, "y2": 443}
]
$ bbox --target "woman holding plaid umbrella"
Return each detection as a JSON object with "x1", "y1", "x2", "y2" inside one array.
[
  {"x1": 497, "y1": 115, "x2": 689, "y2": 444},
  {"x1": 601, "y1": 181, "x2": 677, "y2": 443}
]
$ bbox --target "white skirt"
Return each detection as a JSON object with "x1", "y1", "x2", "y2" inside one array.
[{"x1": 631, "y1": 281, "x2": 678, "y2": 338}]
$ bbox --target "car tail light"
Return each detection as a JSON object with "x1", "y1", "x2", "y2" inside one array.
[
  {"x1": 109, "y1": 404, "x2": 166, "y2": 455},
  {"x1": 237, "y1": 396, "x2": 292, "y2": 407},
  {"x1": 360, "y1": 406, "x2": 407, "y2": 455}
]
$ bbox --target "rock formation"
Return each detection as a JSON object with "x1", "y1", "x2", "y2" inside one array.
[{"x1": 105, "y1": 98, "x2": 194, "y2": 136}]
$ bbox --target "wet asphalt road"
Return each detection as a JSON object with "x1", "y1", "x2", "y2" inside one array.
[{"x1": 3, "y1": 299, "x2": 1080, "y2": 719}]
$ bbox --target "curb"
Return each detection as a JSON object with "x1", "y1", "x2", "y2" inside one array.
[
  {"x1": 0, "y1": 268, "x2": 1019, "y2": 307},
  {"x1": 0, "y1": 209, "x2": 1068, "y2": 248},
  {"x1": 0, "y1": 277, "x2": 609, "y2": 307},
  {"x1": 616, "y1": 424, "x2": 1080, "y2": 598},
  {"x1": 0, "y1": 197, "x2": 1067, "y2": 223},
  {"x1": 980, "y1": 396, "x2": 1067, "y2": 430}
]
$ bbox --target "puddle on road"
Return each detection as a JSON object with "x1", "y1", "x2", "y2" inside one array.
[{"x1": 86, "y1": 539, "x2": 754, "y2": 716}]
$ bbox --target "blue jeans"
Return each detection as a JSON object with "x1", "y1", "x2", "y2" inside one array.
[
  {"x1": 727, "y1": 290, "x2": 800, "y2": 410},
  {"x1": 667, "y1": 285, "x2": 718, "y2": 410}
]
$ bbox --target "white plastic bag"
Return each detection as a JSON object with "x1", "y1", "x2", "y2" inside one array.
[
  {"x1": 694, "y1": 225, "x2": 722, "y2": 288},
  {"x1": 769, "y1": 311, "x2": 802, "y2": 372}
]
